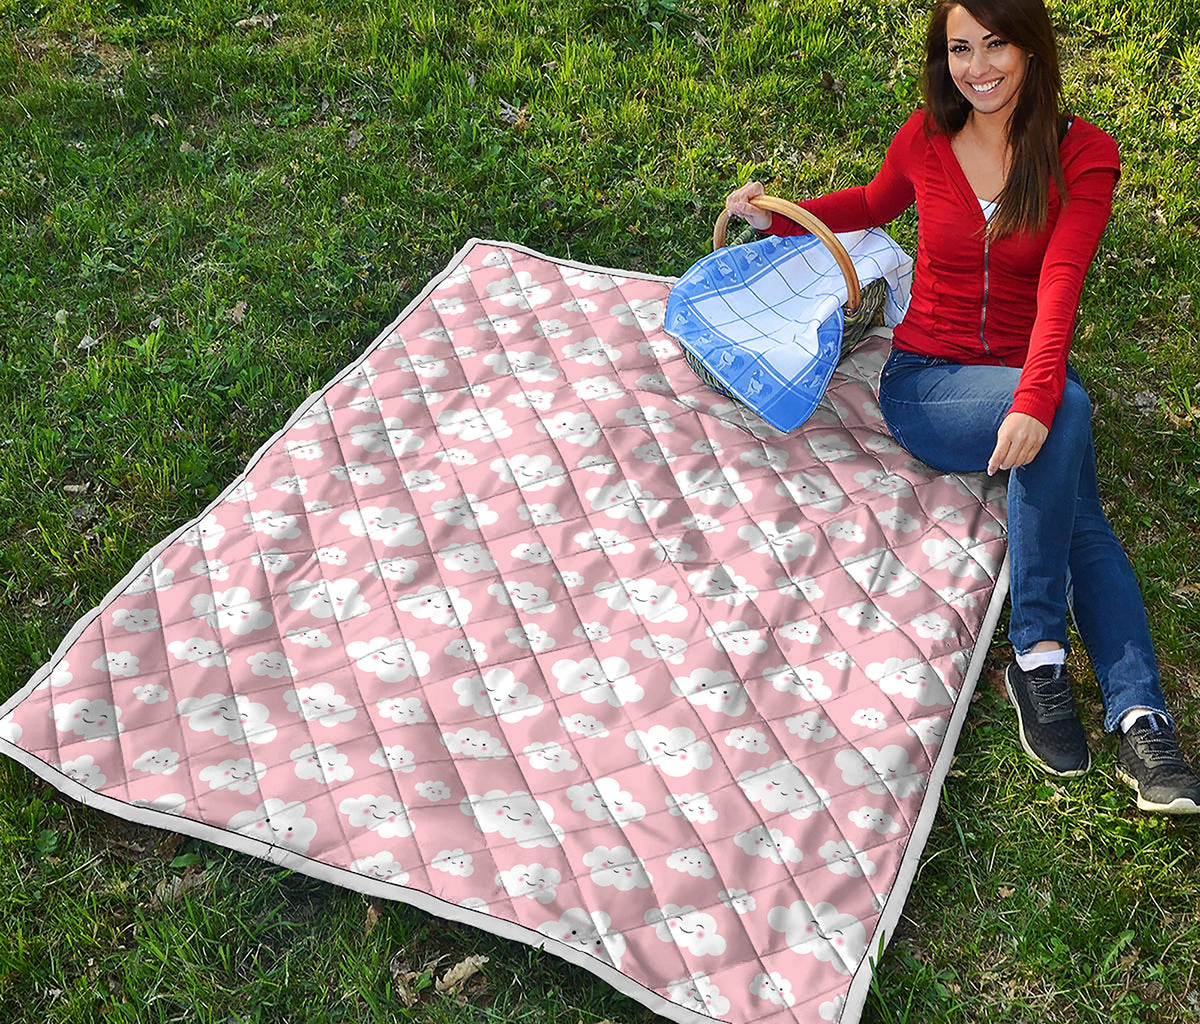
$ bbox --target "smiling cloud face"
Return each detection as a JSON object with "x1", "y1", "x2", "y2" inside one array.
[
  {"x1": 560, "y1": 713, "x2": 609, "y2": 739},
  {"x1": 497, "y1": 863, "x2": 561, "y2": 904},
  {"x1": 750, "y1": 971, "x2": 796, "y2": 1008},
  {"x1": 396, "y1": 585, "x2": 472, "y2": 628},
  {"x1": 491, "y1": 452, "x2": 564, "y2": 491},
  {"x1": 523, "y1": 741, "x2": 578, "y2": 773},
  {"x1": 835, "y1": 744, "x2": 928, "y2": 800},
  {"x1": 452, "y1": 667, "x2": 544, "y2": 723},
  {"x1": 442, "y1": 727, "x2": 508, "y2": 760},
  {"x1": 198, "y1": 758, "x2": 264, "y2": 795},
  {"x1": 593, "y1": 578, "x2": 687, "y2": 623},
  {"x1": 686, "y1": 565, "x2": 757, "y2": 606},
  {"x1": 190, "y1": 587, "x2": 273, "y2": 636},
  {"x1": 338, "y1": 506, "x2": 424, "y2": 547},
  {"x1": 437, "y1": 542, "x2": 496, "y2": 574},
  {"x1": 132, "y1": 747, "x2": 180, "y2": 775},
  {"x1": 242, "y1": 509, "x2": 301, "y2": 540},
  {"x1": 459, "y1": 789, "x2": 564, "y2": 848},
  {"x1": 536, "y1": 411, "x2": 601, "y2": 448},
  {"x1": 176, "y1": 693, "x2": 277, "y2": 745},
  {"x1": 338, "y1": 793, "x2": 416, "y2": 838},
  {"x1": 112, "y1": 607, "x2": 160, "y2": 634},
  {"x1": 566, "y1": 777, "x2": 645, "y2": 827},
  {"x1": 866, "y1": 657, "x2": 953, "y2": 707},
  {"x1": 290, "y1": 742, "x2": 354, "y2": 783},
  {"x1": 765, "y1": 663, "x2": 833, "y2": 701},
  {"x1": 583, "y1": 845, "x2": 653, "y2": 890},
  {"x1": 921, "y1": 535, "x2": 997, "y2": 579},
  {"x1": 838, "y1": 601, "x2": 897, "y2": 633},
  {"x1": 538, "y1": 908, "x2": 625, "y2": 968},
  {"x1": 436, "y1": 406, "x2": 512, "y2": 442},
  {"x1": 228, "y1": 799, "x2": 319, "y2": 853},
  {"x1": 733, "y1": 825, "x2": 803, "y2": 865},
  {"x1": 738, "y1": 760, "x2": 830, "y2": 819},
  {"x1": 58, "y1": 755, "x2": 107, "y2": 789},
  {"x1": 282, "y1": 683, "x2": 357, "y2": 727},
  {"x1": 431, "y1": 848, "x2": 474, "y2": 877},
  {"x1": 667, "y1": 972, "x2": 731, "y2": 1017},
  {"x1": 737, "y1": 520, "x2": 817, "y2": 563},
  {"x1": 670, "y1": 668, "x2": 749, "y2": 717},
  {"x1": 626, "y1": 725, "x2": 712, "y2": 777},
  {"x1": 376, "y1": 696, "x2": 428, "y2": 726},
  {"x1": 665, "y1": 846, "x2": 715, "y2": 879},
  {"x1": 847, "y1": 805, "x2": 903, "y2": 835},
  {"x1": 181, "y1": 513, "x2": 225, "y2": 551},
  {"x1": 777, "y1": 471, "x2": 845, "y2": 513},
  {"x1": 286, "y1": 578, "x2": 371, "y2": 622},
  {"x1": 52, "y1": 698, "x2": 123, "y2": 741},
  {"x1": 786, "y1": 710, "x2": 837, "y2": 743},
  {"x1": 645, "y1": 904, "x2": 726, "y2": 957},
  {"x1": 351, "y1": 852, "x2": 409, "y2": 884},
  {"x1": 842, "y1": 548, "x2": 921, "y2": 597},
  {"x1": 168, "y1": 637, "x2": 229, "y2": 668},
  {"x1": 125, "y1": 557, "x2": 174, "y2": 595},
  {"x1": 767, "y1": 900, "x2": 867, "y2": 975},
  {"x1": 552, "y1": 656, "x2": 643, "y2": 707},
  {"x1": 347, "y1": 637, "x2": 430, "y2": 683},
  {"x1": 665, "y1": 791, "x2": 719, "y2": 825}
]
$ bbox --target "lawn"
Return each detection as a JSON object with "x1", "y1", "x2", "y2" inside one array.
[{"x1": 1, "y1": 0, "x2": 1198, "y2": 1021}]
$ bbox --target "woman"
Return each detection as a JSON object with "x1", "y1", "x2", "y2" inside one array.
[{"x1": 726, "y1": 0, "x2": 1199, "y2": 813}]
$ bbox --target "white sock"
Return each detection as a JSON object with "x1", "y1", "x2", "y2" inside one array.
[
  {"x1": 1016, "y1": 648, "x2": 1066, "y2": 672},
  {"x1": 1120, "y1": 709, "x2": 1164, "y2": 733}
]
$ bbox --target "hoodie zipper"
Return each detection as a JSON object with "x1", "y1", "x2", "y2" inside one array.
[{"x1": 979, "y1": 226, "x2": 992, "y2": 357}]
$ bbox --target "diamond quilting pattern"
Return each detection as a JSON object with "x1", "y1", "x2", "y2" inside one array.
[{"x1": 0, "y1": 241, "x2": 1007, "y2": 1024}]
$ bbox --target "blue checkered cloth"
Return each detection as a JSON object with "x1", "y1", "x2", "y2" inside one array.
[{"x1": 665, "y1": 228, "x2": 914, "y2": 432}]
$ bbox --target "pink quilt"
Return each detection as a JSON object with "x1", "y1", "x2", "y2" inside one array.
[{"x1": 0, "y1": 240, "x2": 1008, "y2": 1024}]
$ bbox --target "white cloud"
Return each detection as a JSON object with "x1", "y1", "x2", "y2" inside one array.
[
  {"x1": 51, "y1": 698, "x2": 123, "y2": 741},
  {"x1": 767, "y1": 900, "x2": 867, "y2": 975},
  {"x1": 460, "y1": 790, "x2": 564, "y2": 848},
  {"x1": 338, "y1": 793, "x2": 415, "y2": 838},
  {"x1": 583, "y1": 845, "x2": 654, "y2": 890}
]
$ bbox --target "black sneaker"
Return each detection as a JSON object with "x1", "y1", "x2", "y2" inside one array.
[
  {"x1": 1116, "y1": 716, "x2": 1200, "y2": 815},
  {"x1": 1004, "y1": 662, "x2": 1092, "y2": 777}
]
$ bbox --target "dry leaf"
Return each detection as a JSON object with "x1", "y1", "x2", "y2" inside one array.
[
  {"x1": 364, "y1": 900, "x2": 381, "y2": 936},
  {"x1": 55, "y1": 308, "x2": 69, "y2": 325},
  {"x1": 179, "y1": 140, "x2": 196, "y2": 154},
  {"x1": 151, "y1": 868, "x2": 208, "y2": 908},
  {"x1": 150, "y1": 113, "x2": 168, "y2": 128},
  {"x1": 63, "y1": 483, "x2": 89, "y2": 494},
  {"x1": 148, "y1": 316, "x2": 164, "y2": 331},
  {"x1": 78, "y1": 333, "x2": 100, "y2": 350},
  {"x1": 997, "y1": 886, "x2": 1016, "y2": 899},
  {"x1": 227, "y1": 300, "x2": 248, "y2": 324},
  {"x1": 347, "y1": 128, "x2": 364, "y2": 151},
  {"x1": 236, "y1": 12, "x2": 279, "y2": 30},
  {"x1": 435, "y1": 954, "x2": 488, "y2": 994},
  {"x1": 388, "y1": 953, "x2": 423, "y2": 1008}
]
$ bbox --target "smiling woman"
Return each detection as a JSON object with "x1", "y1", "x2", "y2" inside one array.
[{"x1": 726, "y1": 0, "x2": 1200, "y2": 816}]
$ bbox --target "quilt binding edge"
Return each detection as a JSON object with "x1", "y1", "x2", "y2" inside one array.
[{"x1": 0, "y1": 236, "x2": 1012, "y2": 1024}]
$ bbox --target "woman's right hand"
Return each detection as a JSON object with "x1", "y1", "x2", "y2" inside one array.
[{"x1": 725, "y1": 181, "x2": 773, "y2": 232}]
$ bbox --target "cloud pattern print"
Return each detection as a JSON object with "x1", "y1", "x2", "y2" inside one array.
[{"x1": 0, "y1": 242, "x2": 1008, "y2": 1024}]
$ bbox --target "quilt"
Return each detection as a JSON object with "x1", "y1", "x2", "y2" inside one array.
[{"x1": 0, "y1": 240, "x2": 1009, "y2": 1024}]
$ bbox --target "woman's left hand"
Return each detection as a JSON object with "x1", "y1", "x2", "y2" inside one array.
[{"x1": 987, "y1": 412, "x2": 1049, "y2": 475}]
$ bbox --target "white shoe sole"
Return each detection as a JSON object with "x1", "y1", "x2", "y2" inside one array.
[{"x1": 1115, "y1": 766, "x2": 1200, "y2": 814}]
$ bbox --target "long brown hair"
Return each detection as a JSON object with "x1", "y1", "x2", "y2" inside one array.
[{"x1": 922, "y1": 0, "x2": 1069, "y2": 238}]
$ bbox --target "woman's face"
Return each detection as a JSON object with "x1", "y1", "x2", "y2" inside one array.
[{"x1": 945, "y1": 5, "x2": 1030, "y2": 121}]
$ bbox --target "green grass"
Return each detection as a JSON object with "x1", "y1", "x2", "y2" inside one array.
[{"x1": 2, "y1": 0, "x2": 1199, "y2": 1021}]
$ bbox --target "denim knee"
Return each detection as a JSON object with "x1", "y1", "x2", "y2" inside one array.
[{"x1": 1039, "y1": 380, "x2": 1092, "y2": 459}]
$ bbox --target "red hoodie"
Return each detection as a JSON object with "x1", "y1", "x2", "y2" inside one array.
[{"x1": 766, "y1": 109, "x2": 1120, "y2": 428}]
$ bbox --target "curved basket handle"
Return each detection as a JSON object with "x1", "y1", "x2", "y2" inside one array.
[{"x1": 713, "y1": 195, "x2": 861, "y2": 312}]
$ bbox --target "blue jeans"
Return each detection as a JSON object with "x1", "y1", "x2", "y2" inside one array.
[{"x1": 878, "y1": 348, "x2": 1169, "y2": 732}]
